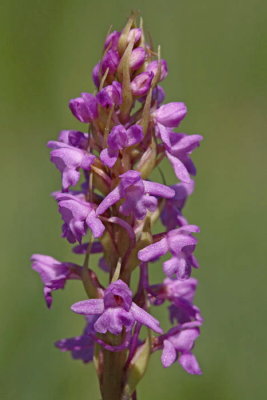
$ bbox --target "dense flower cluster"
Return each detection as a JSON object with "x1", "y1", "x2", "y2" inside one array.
[{"x1": 31, "y1": 14, "x2": 203, "y2": 400}]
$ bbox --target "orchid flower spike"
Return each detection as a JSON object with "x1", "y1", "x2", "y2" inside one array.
[{"x1": 31, "y1": 14, "x2": 204, "y2": 400}]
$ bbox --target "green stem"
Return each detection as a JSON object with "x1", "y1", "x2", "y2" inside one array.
[
  {"x1": 81, "y1": 233, "x2": 98, "y2": 298},
  {"x1": 101, "y1": 345, "x2": 127, "y2": 400}
]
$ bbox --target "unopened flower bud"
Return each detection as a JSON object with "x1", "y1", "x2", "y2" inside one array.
[
  {"x1": 96, "y1": 81, "x2": 122, "y2": 107},
  {"x1": 92, "y1": 62, "x2": 101, "y2": 88},
  {"x1": 131, "y1": 71, "x2": 153, "y2": 96},
  {"x1": 104, "y1": 30, "x2": 120, "y2": 50},
  {"x1": 127, "y1": 28, "x2": 142, "y2": 44},
  {"x1": 154, "y1": 102, "x2": 187, "y2": 127},
  {"x1": 153, "y1": 85, "x2": 166, "y2": 105},
  {"x1": 101, "y1": 49, "x2": 120, "y2": 74},
  {"x1": 146, "y1": 60, "x2": 168, "y2": 82},
  {"x1": 130, "y1": 47, "x2": 146, "y2": 70},
  {"x1": 69, "y1": 93, "x2": 98, "y2": 123},
  {"x1": 138, "y1": 85, "x2": 165, "y2": 105}
]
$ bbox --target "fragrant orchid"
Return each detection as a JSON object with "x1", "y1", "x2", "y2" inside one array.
[{"x1": 31, "y1": 14, "x2": 203, "y2": 400}]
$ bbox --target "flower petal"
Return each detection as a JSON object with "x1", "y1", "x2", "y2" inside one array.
[
  {"x1": 96, "y1": 186, "x2": 121, "y2": 216},
  {"x1": 161, "y1": 339, "x2": 176, "y2": 367},
  {"x1": 86, "y1": 211, "x2": 105, "y2": 238},
  {"x1": 131, "y1": 303, "x2": 163, "y2": 334},
  {"x1": 138, "y1": 238, "x2": 168, "y2": 262},
  {"x1": 166, "y1": 152, "x2": 191, "y2": 183},
  {"x1": 126, "y1": 125, "x2": 144, "y2": 146},
  {"x1": 178, "y1": 352, "x2": 202, "y2": 375},
  {"x1": 170, "y1": 328, "x2": 200, "y2": 352},
  {"x1": 171, "y1": 134, "x2": 203, "y2": 154},
  {"x1": 143, "y1": 181, "x2": 175, "y2": 199},
  {"x1": 71, "y1": 299, "x2": 104, "y2": 315},
  {"x1": 100, "y1": 148, "x2": 118, "y2": 168},
  {"x1": 163, "y1": 257, "x2": 182, "y2": 277}
]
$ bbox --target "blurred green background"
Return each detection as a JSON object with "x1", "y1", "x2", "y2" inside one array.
[{"x1": 1, "y1": 0, "x2": 266, "y2": 399}]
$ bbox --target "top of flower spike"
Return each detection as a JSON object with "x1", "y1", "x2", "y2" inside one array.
[
  {"x1": 69, "y1": 17, "x2": 171, "y2": 127},
  {"x1": 58, "y1": 13, "x2": 202, "y2": 195}
]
